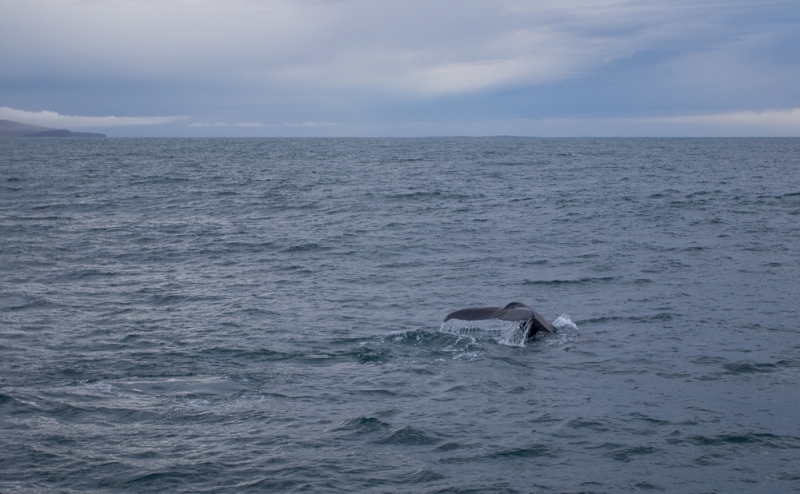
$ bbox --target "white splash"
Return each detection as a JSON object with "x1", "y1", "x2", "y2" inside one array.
[
  {"x1": 552, "y1": 314, "x2": 579, "y2": 331},
  {"x1": 547, "y1": 314, "x2": 580, "y2": 347},
  {"x1": 439, "y1": 319, "x2": 527, "y2": 348}
]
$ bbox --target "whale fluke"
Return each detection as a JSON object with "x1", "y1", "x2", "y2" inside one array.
[{"x1": 444, "y1": 302, "x2": 556, "y2": 338}]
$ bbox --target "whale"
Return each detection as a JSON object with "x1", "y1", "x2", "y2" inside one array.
[{"x1": 444, "y1": 302, "x2": 556, "y2": 338}]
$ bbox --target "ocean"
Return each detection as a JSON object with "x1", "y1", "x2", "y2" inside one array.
[{"x1": 1, "y1": 137, "x2": 799, "y2": 493}]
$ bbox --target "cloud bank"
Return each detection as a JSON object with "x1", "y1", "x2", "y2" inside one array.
[
  {"x1": 519, "y1": 108, "x2": 800, "y2": 137},
  {"x1": 3, "y1": 105, "x2": 798, "y2": 137},
  {"x1": 651, "y1": 108, "x2": 800, "y2": 130},
  {"x1": 367, "y1": 108, "x2": 800, "y2": 137},
  {"x1": 0, "y1": 107, "x2": 186, "y2": 128}
]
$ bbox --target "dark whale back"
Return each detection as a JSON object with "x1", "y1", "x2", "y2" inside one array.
[{"x1": 443, "y1": 306, "x2": 501, "y2": 322}]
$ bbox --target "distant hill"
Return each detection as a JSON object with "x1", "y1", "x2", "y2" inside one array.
[{"x1": 0, "y1": 119, "x2": 106, "y2": 138}]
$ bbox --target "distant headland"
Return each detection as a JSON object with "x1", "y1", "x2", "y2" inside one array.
[{"x1": 0, "y1": 119, "x2": 106, "y2": 138}]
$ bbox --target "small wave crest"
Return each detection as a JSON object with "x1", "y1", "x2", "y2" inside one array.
[
  {"x1": 365, "y1": 329, "x2": 483, "y2": 361},
  {"x1": 384, "y1": 329, "x2": 480, "y2": 358}
]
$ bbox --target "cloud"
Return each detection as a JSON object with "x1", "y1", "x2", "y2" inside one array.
[
  {"x1": 280, "y1": 122, "x2": 335, "y2": 128},
  {"x1": 189, "y1": 122, "x2": 230, "y2": 128},
  {"x1": 188, "y1": 121, "x2": 327, "y2": 128},
  {"x1": 643, "y1": 108, "x2": 800, "y2": 133},
  {"x1": 380, "y1": 108, "x2": 800, "y2": 137},
  {"x1": 260, "y1": 0, "x2": 697, "y2": 95},
  {"x1": 546, "y1": 108, "x2": 800, "y2": 136},
  {"x1": 2, "y1": 0, "x2": 793, "y2": 96},
  {"x1": 0, "y1": 107, "x2": 187, "y2": 128}
]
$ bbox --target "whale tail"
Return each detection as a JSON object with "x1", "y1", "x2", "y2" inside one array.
[
  {"x1": 523, "y1": 313, "x2": 557, "y2": 338},
  {"x1": 444, "y1": 302, "x2": 556, "y2": 338}
]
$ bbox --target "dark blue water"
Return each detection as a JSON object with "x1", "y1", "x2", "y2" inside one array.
[{"x1": 1, "y1": 137, "x2": 799, "y2": 493}]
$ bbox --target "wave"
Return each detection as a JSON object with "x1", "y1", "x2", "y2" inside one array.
[{"x1": 521, "y1": 277, "x2": 619, "y2": 286}]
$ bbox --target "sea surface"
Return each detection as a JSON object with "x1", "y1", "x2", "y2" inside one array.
[{"x1": 1, "y1": 137, "x2": 799, "y2": 493}]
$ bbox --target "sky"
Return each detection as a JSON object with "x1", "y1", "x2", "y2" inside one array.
[{"x1": 1, "y1": 0, "x2": 799, "y2": 137}]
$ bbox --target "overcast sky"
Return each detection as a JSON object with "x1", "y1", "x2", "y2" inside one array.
[{"x1": 1, "y1": 0, "x2": 799, "y2": 136}]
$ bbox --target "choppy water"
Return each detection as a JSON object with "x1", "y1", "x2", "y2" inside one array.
[{"x1": 1, "y1": 137, "x2": 799, "y2": 493}]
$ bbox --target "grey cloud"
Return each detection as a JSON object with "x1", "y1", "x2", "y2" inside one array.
[
  {"x1": 2, "y1": 0, "x2": 791, "y2": 95},
  {"x1": 0, "y1": 106, "x2": 187, "y2": 127}
]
